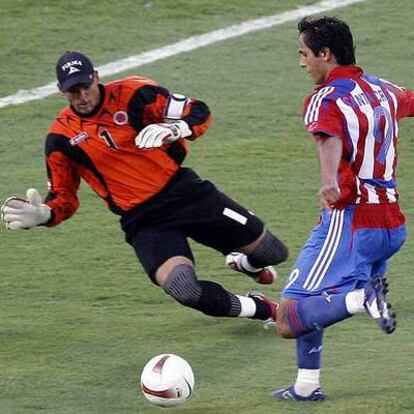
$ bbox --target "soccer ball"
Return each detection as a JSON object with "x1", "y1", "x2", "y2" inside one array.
[{"x1": 140, "y1": 354, "x2": 195, "y2": 407}]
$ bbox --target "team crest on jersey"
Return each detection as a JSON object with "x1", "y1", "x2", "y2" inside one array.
[
  {"x1": 69, "y1": 132, "x2": 89, "y2": 146},
  {"x1": 113, "y1": 111, "x2": 128, "y2": 125}
]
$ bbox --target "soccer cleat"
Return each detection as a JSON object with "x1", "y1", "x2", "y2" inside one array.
[
  {"x1": 246, "y1": 291, "x2": 278, "y2": 328},
  {"x1": 363, "y1": 276, "x2": 396, "y2": 334},
  {"x1": 271, "y1": 385, "x2": 326, "y2": 402},
  {"x1": 226, "y1": 252, "x2": 277, "y2": 284}
]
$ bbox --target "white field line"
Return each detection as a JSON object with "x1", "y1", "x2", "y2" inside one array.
[{"x1": 0, "y1": 0, "x2": 366, "y2": 109}]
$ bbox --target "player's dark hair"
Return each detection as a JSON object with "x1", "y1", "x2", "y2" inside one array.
[{"x1": 298, "y1": 16, "x2": 356, "y2": 65}]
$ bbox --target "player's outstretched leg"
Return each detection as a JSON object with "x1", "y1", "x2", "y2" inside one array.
[
  {"x1": 363, "y1": 275, "x2": 396, "y2": 334},
  {"x1": 226, "y1": 252, "x2": 277, "y2": 284}
]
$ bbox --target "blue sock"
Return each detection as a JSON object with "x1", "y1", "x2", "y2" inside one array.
[
  {"x1": 287, "y1": 293, "x2": 352, "y2": 337},
  {"x1": 297, "y1": 330, "x2": 324, "y2": 369}
]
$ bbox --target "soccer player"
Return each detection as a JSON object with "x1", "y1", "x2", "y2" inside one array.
[
  {"x1": 1, "y1": 51, "x2": 288, "y2": 324},
  {"x1": 266, "y1": 16, "x2": 413, "y2": 401}
]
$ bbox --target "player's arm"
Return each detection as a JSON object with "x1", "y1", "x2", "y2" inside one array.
[
  {"x1": 43, "y1": 133, "x2": 81, "y2": 226},
  {"x1": 315, "y1": 133, "x2": 342, "y2": 210},
  {"x1": 303, "y1": 91, "x2": 344, "y2": 210},
  {"x1": 43, "y1": 148, "x2": 80, "y2": 227},
  {"x1": 1, "y1": 133, "x2": 81, "y2": 230},
  {"x1": 129, "y1": 84, "x2": 212, "y2": 149}
]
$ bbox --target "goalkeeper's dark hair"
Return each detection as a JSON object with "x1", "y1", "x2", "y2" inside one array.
[{"x1": 298, "y1": 16, "x2": 356, "y2": 65}]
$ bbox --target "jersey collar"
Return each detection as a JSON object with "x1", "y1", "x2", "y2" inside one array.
[{"x1": 324, "y1": 65, "x2": 363, "y2": 84}]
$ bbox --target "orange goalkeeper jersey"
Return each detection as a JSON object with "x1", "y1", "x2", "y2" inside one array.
[{"x1": 45, "y1": 76, "x2": 212, "y2": 226}]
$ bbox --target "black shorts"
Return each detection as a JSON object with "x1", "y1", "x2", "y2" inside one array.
[{"x1": 120, "y1": 168, "x2": 264, "y2": 282}]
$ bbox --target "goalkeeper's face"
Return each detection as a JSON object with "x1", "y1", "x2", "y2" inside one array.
[{"x1": 64, "y1": 73, "x2": 101, "y2": 114}]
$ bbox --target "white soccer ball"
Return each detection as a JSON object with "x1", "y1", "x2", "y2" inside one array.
[{"x1": 140, "y1": 353, "x2": 195, "y2": 407}]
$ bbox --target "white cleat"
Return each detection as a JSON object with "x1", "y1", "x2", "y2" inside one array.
[{"x1": 226, "y1": 252, "x2": 277, "y2": 285}]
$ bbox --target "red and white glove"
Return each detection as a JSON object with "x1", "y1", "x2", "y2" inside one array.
[
  {"x1": 135, "y1": 120, "x2": 192, "y2": 149},
  {"x1": 1, "y1": 188, "x2": 51, "y2": 230}
]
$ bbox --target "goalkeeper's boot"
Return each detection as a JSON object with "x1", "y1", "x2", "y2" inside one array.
[
  {"x1": 271, "y1": 385, "x2": 326, "y2": 402},
  {"x1": 363, "y1": 275, "x2": 396, "y2": 334},
  {"x1": 246, "y1": 291, "x2": 278, "y2": 328},
  {"x1": 226, "y1": 252, "x2": 277, "y2": 284}
]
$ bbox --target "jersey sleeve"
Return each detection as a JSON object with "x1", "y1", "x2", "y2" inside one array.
[
  {"x1": 377, "y1": 78, "x2": 414, "y2": 119},
  {"x1": 44, "y1": 133, "x2": 81, "y2": 227},
  {"x1": 392, "y1": 87, "x2": 414, "y2": 119},
  {"x1": 127, "y1": 84, "x2": 212, "y2": 140},
  {"x1": 303, "y1": 87, "x2": 344, "y2": 140}
]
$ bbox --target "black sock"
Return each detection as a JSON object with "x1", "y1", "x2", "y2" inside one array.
[
  {"x1": 250, "y1": 296, "x2": 272, "y2": 320},
  {"x1": 194, "y1": 280, "x2": 241, "y2": 317}
]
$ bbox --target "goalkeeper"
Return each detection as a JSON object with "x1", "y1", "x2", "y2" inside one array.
[{"x1": 1, "y1": 51, "x2": 288, "y2": 323}]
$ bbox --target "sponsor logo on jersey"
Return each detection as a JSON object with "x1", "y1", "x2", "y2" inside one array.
[
  {"x1": 113, "y1": 110, "x2": 128, "y2": 125},
  {"x1": 70, "y1": 132, "x2": 89, "y2": 146}
]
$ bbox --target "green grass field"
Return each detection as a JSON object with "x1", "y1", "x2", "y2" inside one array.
[{"x1": 1, "y1": 1, "x2": 414, "y2": 413}]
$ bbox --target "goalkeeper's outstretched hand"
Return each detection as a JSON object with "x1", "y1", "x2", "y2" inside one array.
[{"x1": 1, "y1": 188, "x2": 51, "y2": 230}]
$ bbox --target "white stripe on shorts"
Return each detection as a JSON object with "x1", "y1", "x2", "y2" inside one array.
[
  {"x1": 223, "y1": 208, "x2": 247, "y2": 225},
  {"x1": 303, "y1": 209, "x2": 345, "y2": 291}
]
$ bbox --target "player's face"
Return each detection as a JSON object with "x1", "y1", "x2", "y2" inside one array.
[
  {"x1": 64, "y1": 73, "x2": 101, "y2": 114},
  {"x1": 298, "y1": 35, "x2": 330, "y2": 85}
]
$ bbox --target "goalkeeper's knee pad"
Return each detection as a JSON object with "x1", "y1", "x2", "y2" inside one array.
[
  {"x1": 248, "y1": 230, "x2": 289, "y2": 267},
  {"x1": 163, "y1": 264, "x2": 202, "y2": 307}
]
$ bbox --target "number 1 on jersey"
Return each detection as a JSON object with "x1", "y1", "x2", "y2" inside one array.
[{"x1": 99, "y1": 129, "x2": 118, "y2": 150}]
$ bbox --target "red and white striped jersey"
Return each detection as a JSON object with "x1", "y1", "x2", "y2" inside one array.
[{"x1": 303, "y1": 65, "x2": 414, "y2": 208}]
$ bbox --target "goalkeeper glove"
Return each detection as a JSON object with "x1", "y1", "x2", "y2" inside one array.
[
  {"x1": 135, "y1": 120, "x2": 192, "y2": 149},
  {"x1": 1, "y1": 188, "x2": 51, "y2": 230}
]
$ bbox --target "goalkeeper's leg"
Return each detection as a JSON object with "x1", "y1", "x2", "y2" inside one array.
[{"x1": 158, "y1": 256, "x2": 275, "y2": 320}]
